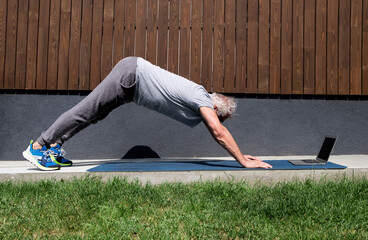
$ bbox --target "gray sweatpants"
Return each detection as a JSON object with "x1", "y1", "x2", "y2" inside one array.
[{"x1": 37, "y1": 57, "x2": 138, "y2": 147}]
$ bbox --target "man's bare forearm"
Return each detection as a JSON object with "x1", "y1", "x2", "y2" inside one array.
[
  {"x1": 206, "y1": 124, "x2": 248, "y2": 166},
  {"x1": 206, "y1": 124, "x2": 272, "y2": 169},
  {"x1": 200, "y1": 106, "x2": 272, "y2": 169}
]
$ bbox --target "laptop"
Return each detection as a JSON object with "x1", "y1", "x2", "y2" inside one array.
[{"x1": 288, "y1": 136, "x2": 338, "y2": 165}]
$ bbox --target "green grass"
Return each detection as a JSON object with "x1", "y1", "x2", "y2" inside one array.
[{"x1": 0, "y1": 176, "x2": 367, "y2": 239}]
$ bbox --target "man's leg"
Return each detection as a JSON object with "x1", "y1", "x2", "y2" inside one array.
[
  {"x1": 36, "y1": 81, "x2": 124, "y2": 147},
  {"x1": 23, "y1": 58, "x2": 137, "y2": 170},
  {"x1": 36, "y1": 58, "x2": 137, "y2": 147}
]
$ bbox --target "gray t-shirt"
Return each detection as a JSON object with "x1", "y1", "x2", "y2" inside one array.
[{"x1": 134, "y1": 58, "x2": 214, "y2": 127}]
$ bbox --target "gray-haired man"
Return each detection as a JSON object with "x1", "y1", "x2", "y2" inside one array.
[{"x1": 23, "y1": 57, "x2": 272, "y2": 171}]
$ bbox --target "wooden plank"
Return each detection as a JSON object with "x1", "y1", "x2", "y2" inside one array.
[
  {"x1": 26, "y1": 0, "x2": 39, "y2": 89},
  {"x1": 247, "y1": 0, "x2": 258, "y2": 93},
  {"x1": 90, "y1": 0, "x2": 103, "y2": 88},
  {"x1": 258, "y1": 0, "x2": 270, "y2": 93},
  {"x1": 179, "y1": 0, "x2": 190, "y2": 79},
  {"x1": 213, "y1": 0, "x2": 224, "y2": 92},
  {"x1": 236, "y1": 0, "x2": 247, "y2": 93},
  {"x1": 157, "y1": 0, "x2": 168, "y2": 69},
  {"x1": 147, "y1": 0, "x2": 158, "y2": 64},
  {"x1": 224, "y1": 0, "x2": 235, "y2": 92},
  {"x1": 315, "y1": 0, "x2": 327, "y2": 94},
  {"x1": 15, "y1": 0, "x2": 29, "y2": 89},
  {"x1": 363, "y1": 0, "x2": 368, "y2": 95},
  {"x1": 68, "y1": 0, "x2": 82, "y2": 90},
  {"x1": 202, "y1": 0, "x2": 213, "y2": 91},
  {"x1": 327, "y1": 0, "x2": 338, "y2": 94},
  {"x1": 292, "y1": 0, "x2": 303, "y2": 94},
  {"x1": 125, "y1": 0, "x2": 136, "y2": 57},
  {"x1": 270, "y1": 0, "x2": 281, "y2": 94},
  {"x1": 350, "y1": 0, "x2": 362, "y2": 95},
  {"x1": 136, "y1": 0, "x2": 147, "y2": 58},
  {"x1": 47, "y1": 0, "x2": 61, "y2": 90},
  {"x1": 191, "y1": 0, "x2": 201, "y2": 84},
  {"x1": 101, "y1": 0, "x2": 114, "y2": 81},
  {"x1": 58, "y1": 0, "x2": 71, "y2": 90},
  {"x1": 79, "y1": 0, "x2": 93, "y2": 90},
  {"x1": 339, "y1": 0, "x2": 350, "y2": 94},
  {"x1": 113, "y1": 0, "x2": 125, "y2": 65},
  {"x1": 0, "y1": 0, "x2": 6, "y2": 89},
  {"x1": 168, "y1": 0, "x2": 179, "y2": 74},
  {"x1": 304, "y1": 0, "x2": 316, "y2": 94},
  {"x1": 281, "y1": 0, "x2": 292, "y2": 94},
  {"x1": 4, "y1": 0, "x2": 18, "y2": 89},
  {"x1": 36, "y1": 0, "x2": 50, "y2": 90}
]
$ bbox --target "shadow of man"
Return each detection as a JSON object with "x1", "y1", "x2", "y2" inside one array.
[{"x1": 121, "y1": 145, "x2": 160, "y2": 159}]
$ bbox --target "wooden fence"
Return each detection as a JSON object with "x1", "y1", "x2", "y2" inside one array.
[{"x1": 0, "y1": 0, "x2": 367, "y2": 94}]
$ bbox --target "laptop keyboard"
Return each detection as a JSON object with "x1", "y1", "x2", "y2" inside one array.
[{"x1": 303, "y1": 160, "x2": 320, "y2": 163}]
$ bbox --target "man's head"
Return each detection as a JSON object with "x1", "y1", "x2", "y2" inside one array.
[{"x1": 210, "y1": 93, "x2": 237, "y2": 122}]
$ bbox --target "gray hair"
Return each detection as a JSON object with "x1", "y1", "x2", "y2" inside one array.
[{"x1": 210, "y1": 93, "x2": 237, "y2": 117}]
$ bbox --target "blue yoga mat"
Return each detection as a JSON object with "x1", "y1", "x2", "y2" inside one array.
[{"x1": 87, "y1": 160, "x2": 346, "y2": 172}]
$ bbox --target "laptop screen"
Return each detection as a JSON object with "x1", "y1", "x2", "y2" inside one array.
[{"x1": 317, "y1": 136, "x2": 337, "y2": 161}]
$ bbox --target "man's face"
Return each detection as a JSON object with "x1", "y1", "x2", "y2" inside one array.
[
  {"x1": 218, "y1": 114, "x2": 230, "y2": 123},
  {"x1": 214, "y1": 105, "x2": 230, "y2": 123}
]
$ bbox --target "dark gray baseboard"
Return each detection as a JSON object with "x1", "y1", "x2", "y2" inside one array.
[{"x1": 1, "y1": 93, "x2": 367, "y2": 160}]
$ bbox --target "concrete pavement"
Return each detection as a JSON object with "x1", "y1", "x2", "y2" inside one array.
[{"x1": 1, "y1": 155, "x2": 368, "y2": 184}]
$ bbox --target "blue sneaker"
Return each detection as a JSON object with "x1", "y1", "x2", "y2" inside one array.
[
  {"x1": 22, "y1": 141, "x2": 60, "y2": 171},
  {"x1": 50, "y1": 145, "x2": 73, "y2": 166}
]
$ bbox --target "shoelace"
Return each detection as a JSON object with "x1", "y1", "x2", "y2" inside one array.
[
  {"x1": 42, "y1": 150, "x2": 58, "y2": 162},
  {"x1": 50, "y1": 147, "x2": 67, "y2": 158},
  {"x1": 59, "y1": 147, "x2": 66, "y2": 157}
]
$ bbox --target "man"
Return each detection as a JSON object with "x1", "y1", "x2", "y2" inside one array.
[{"x1": 22, "y1": 57, "x2": 272, "y2": 171}]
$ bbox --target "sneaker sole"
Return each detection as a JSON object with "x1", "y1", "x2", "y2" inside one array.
[
  {"x1": 22, "y1": 150, "x2": 60, "y2": 171},
  {"x1": 53, "y1": 160, "x2": 73, "y2": 167}
]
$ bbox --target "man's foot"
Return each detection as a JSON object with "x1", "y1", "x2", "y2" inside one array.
[
  {"x1": 22, "y1": 141, "x2": 60, "y2": 171},
  {"x1": 50, "y1": 144, "x2": 73, "y2": 166}
]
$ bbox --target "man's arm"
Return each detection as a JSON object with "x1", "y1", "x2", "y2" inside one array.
[{"x1": 199, "y1": 107, "x2": 272, "y2": 169}]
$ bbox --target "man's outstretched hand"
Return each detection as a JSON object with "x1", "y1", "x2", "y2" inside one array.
[
  {"x1": 241, "y1": 155, "x2": 273, "y2": 169},
  {"x1": 199, "y1": 107, "x2": 273, "y2": 169}
]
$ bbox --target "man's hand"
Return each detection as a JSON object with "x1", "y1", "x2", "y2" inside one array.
[{"x1": 242, "y1": 155, "x2": 272, "y2": 169}]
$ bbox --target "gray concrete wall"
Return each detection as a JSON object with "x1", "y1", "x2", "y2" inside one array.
[{"x1": 1, "y1": 93, "x2": 367, "y2": 160}]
